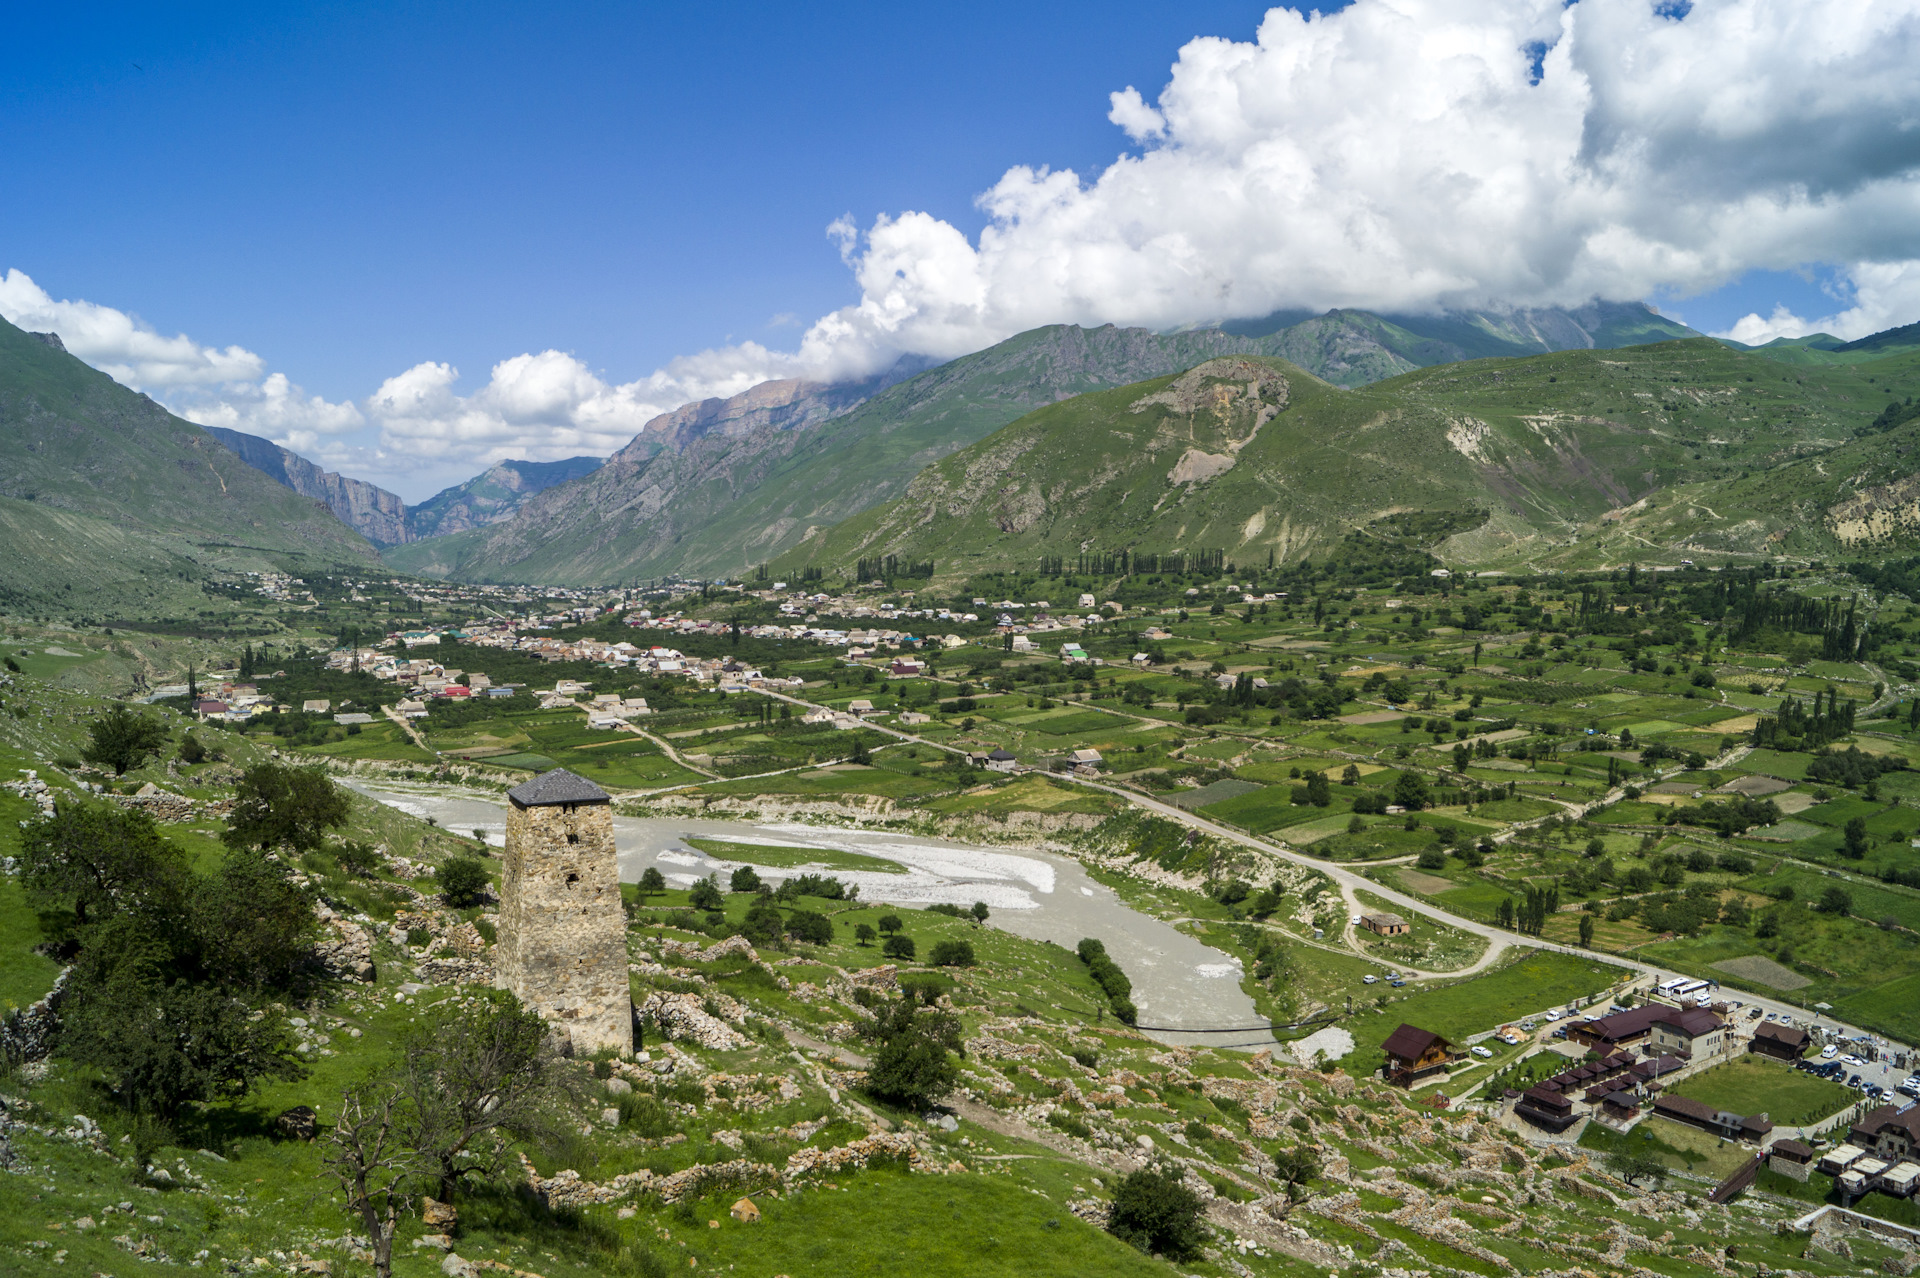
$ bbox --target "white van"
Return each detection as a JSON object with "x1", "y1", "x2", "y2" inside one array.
[{"x1": 1821, "y1": 1044, "x2": 1839, "y2": 1059}]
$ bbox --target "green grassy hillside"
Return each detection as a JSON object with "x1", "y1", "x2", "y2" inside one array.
[
  {"x1": 773, "y1": 337, "x2": 1920, "y2": 578},
  {"x1": 0, "y1": 316, "x2": 379, "y2": 610}
]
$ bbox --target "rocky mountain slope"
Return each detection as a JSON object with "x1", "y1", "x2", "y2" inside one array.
[
  {"x1": 0, "y1": 316, "x2": 379, "y2": 613},
  {"x1": 204, "y1": 425, "x2": 410, "y2": 545},
  {"x1": 389, "y1": 303, "x2": 1696, "y2": 586},
  {"x1": 398, "y1": 455, "x2": 606, "y2": 540},
  {"x1": 774, "y1": 336, "x2": 1920, "y2": 579}
]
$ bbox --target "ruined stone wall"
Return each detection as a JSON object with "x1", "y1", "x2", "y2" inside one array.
[{"x1": 495, "y1": 800, "x2": 629, "y2": 1054}]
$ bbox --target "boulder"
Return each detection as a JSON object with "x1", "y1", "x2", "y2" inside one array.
[
  {"x1": 275, "y1": 1106, "x2": 319, "y2": 1141},
  {"x1": 421, "y1": 1197, "x2": 458, "y2": 1228}
]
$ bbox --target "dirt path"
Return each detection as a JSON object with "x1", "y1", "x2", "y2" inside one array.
[
  {"x1": 627, "y1": 724, "x2": 720, "y2": 778},
  {"x1": 382, "y1": 704, "x2": 435, "y2": 754}
]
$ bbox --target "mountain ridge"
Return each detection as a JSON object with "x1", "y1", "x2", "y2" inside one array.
[{"x1": 387, "y1": 301, "x2": 1697, "y2": 585}]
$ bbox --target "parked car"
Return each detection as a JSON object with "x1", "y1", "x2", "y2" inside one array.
[
  {"x1": 1900, "y1": 1081, "x2": 1920, "y2": 1098},
  {"x1": 1848, "y1": 1074, "x2": 1865, "y2": 1088},
  {"x1": 1351, "y1": 914, "x2": 1363, "y2": 926},
  {"x1": 1363, "y1": 974, "x2": 1378, "y2": 985},
  {"x1": 1748, "y1": 1008, "x2": 1763, "y2": 1019},
  {"x1": 1390, "y1": 979, "x2": 1406, "y2": 988},
  {"x1": 1472, "y1": 1045, "x2": 1494, "y2": 1058}
]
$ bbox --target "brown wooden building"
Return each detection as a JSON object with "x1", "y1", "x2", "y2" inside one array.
[{"x1": 1380, "y1": 1023, "x2": 1457, "y2": 1087}]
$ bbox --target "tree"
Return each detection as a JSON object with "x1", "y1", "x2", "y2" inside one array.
[
  {"x1": 970, "y1": 901, "x2": 990, "y2": 923},
  {"x1": 194, "y1": 846, "x2": 324, "y2": 995},
  {"x1": 1391, "y1": 770, "x2": 1431, "y2": 811},
  {"x1": 688, "y1": 876, "x2": 725, "y2": 912},
  {"x1": 1107, "y1": 1165, "x2": 1208, "y2": 1261},
  {"x1": 177, "y1": 732, "x2": 207, "y2": 765},
  {"x1": 81, "y1": 703, "x2": 170, "y2": 776},
  {"x1": 883, "y1": 933, "x2": 917, "y2": 962},
  {"x1": 18, "y1": 800, "x2": 189, "y2": 928},
  {"x1": 1843, "y1": 816, "x2": 1870, "y2": 860},
  {"x1": 1820, "y1": 886, "x2": 1853, "y2": 916},
  {"x1": 436, "y1": 856, "x2": 490, "y2": 908},
  {"x1": 1606, "y1": 1150, "x2": 1666, "y2": 1188},
  {"x1": 877, "y1": 913, "x2": 903, "y2": 936},
  {"x1": 1304, "y1": 770, "x2": 1331, "y2": 807},
  {"x1": 1578, "y1": 913, "x2": 1595, "y2": 948},
  {"x1": 1496, "y1": 897, "x2": 1516, "y2": 930},
  {"x1": 741, "y1": 896, "x2": 785, "y2": 946},
  {"x1": 862, "y1": 996, "x2": 961, "y2": 1110},
  {"x1": 59, "y1": 922, "x2": 306, "y2": 1119},
  {"x1": 223, "y1": 763, "x2": 351, "y2": 854},
  {"x1": 729, "y1": 864, "x2": 763, "y2": 892},
  {"x1": 854, "y1": 922, "x2": 877, "y2": 947},
  {"x1": 323, "y1": 1087, "x2": 421, "y2": 1278},
  {"x1": 1271, "y1": 1145, "x2": 1322, "y2": 1204},
  {"x1": 395, "y1": 990, "x2": 554, "y2": 1198},
  {"x1": 786, "y1": 909, "x2": 833, "y2": 946},
  {"x1": 637, "y1": 866, "x2": 667, "y2": 896},
  {"x1": 930, "y1": 939, "x2": 976, "y2": 967}
]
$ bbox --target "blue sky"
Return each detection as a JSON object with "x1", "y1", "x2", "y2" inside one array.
[
  {"x1": 1, "y1": 2, "x2": 1280, "y2": 403},
  {"x1": 6, "y1": 1, "x2": 1918, "y2": 498}
]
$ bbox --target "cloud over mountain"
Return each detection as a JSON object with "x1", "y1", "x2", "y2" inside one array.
[{"x1": 10, "y1": 0, "x2": 1920, "y2": 490}]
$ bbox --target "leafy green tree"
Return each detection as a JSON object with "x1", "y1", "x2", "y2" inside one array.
[
  {"x1": 395, "y1": 989, "x2": 554, "y2": 1198},
  {"x1": 861, "y1": 996, "x2": 962, "y2": 1111},
  {"x1": 59, "y1": 916, "x2": 306, "y2": 1120},
  {"x1": 882, "y1": 933, "x2": 917, "y2": 962},
  {"x1": 1843, "y1": 816, "x2": 1870, "y2": 860},
  {"x1": 1304, "y1": 770, "x2": 1331, "y2": 807},
  {"x1": 1606, "y1": 1150, "x2": 1666, "y2": 1188},
  {"x1": 929, "y1": 939, "x2": 975, "y2": 967},
  {"x1": 177, "y1": 732, "x2": 207, "y2": 765},
  {"x1": 854, "y1": 922, "x2": 877, "y2": 946},
  {"x1": 729, "y1": 864, "x2": 763, "y2": 892},
  {"x1": 877, "y1": 913, "x2": 903, "y2": 936},
  {"x1": 1820, "y1": 886, "x2": 1853, "y2": 916},
  {"x1": 223, "y1": 762, "x2": 351, "y2": 853},
  {"x1": 637, "y1": 866, "x2": 667, "y2": 896},
  {"x1": 335, "y1": 840, "x2": 381, "y2": 877},
  {"x1": 1107, "y1": 1165, "x2": 1208, "y2": 1260},
  {"x1": 1391, "y1": 770, "x2": 1431, "y2": 811},
  {"x1": 1578, "y1": 913, "x2": 1595, "y2": 948},
  {"x1": 970, "y1": 901, "x2": 990, "y2": 923},
  {"x1": 742, "y1": 896, "x2": 786, "y2": 946},
  {"x1": 1271, "y1": 1145, "x2": 1322, "y2": 1203},
  {"x1": 194, "y1": 846, "x2": 324, "y2": 995},
  {"x1": 436, "y1": 856, "x2": 490, "y2": 908},
  {"x1": 18, "y1": 800, "x2": 188, "y2": 928},
  {"x1": 81, "y1": 703, "x2": 170, "y2": 776},
  {"x1": 688, "y1": 876, "x2": 725, "y2": 912},
  {"x1": 786, "y1": 909, "x2": 833, "y2": 946}
]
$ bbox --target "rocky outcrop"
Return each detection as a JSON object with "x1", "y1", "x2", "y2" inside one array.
[
  {"x1": 403, "y1": 457, "x2": 605, "y2": 540},
  {"x1": 636, "y1": 991, "x2": 750, "y2": 1051},
  {"x1": 0, "y1": 967, "x2": 67, "y2": 1063},
  {"x1": 313, "y1": 903, "x2": 376, "y2": 982}
]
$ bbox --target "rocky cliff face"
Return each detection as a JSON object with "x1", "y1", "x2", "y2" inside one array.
[{"x1": 204, "y1": 426, "x2": 410, "y2": 546}]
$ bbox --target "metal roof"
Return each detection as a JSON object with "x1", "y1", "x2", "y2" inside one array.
[{"x1": 506, "y1": 768, "x2": 612, "y2": 808}]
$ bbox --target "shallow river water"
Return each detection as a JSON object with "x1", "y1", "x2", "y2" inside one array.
[{"x1": 351, "y1": 781, "x2": 1270, "y2": 1048}]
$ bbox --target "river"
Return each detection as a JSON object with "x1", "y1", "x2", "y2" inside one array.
[{"x1": 350, "y1": 780, "x2": 1270, "y2": 1049}]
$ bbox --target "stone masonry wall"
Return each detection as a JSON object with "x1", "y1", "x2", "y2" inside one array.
[{"x1": 495, "y1": 800, "x2": 630, "y2": 1054}]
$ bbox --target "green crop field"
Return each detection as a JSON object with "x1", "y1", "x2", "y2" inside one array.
[{"x1": 684, "y1": 836, "x2": 908, "y2": 875}]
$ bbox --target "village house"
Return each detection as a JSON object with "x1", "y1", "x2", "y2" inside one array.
[
  {"x1": 1849, "y1": 1102, "x2": 1920, "y2": 1162},
  {"x1": 1769, "y1": 1139, "x2": 1816, "y2": 1182},
  {"x1": 1360, "y1": 913, "x2": 1408, "y2": 936},
  {"x1": 1514, "y1": 1085, "x2": 1578, "y2": 1132},
  {"x1": 985, "y1": 748, "x2": 1019, "y2": 773},
  {"x1": 1748, "y1": 1023, "x2": 1809, "y2": 1062},
  {"x1": 1646, "y1": 1006, "x2": 1726, "y2": 1061},
  {"x1": 1380, "y1": 1023, "x2": 1458, "y2": 1088}
]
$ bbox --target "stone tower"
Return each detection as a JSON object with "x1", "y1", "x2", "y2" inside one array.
[{"x1": 495, "y1": 768, "x2": 630, "y2": 1054}]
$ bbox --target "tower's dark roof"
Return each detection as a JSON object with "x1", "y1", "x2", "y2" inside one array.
[{"x1": 507, "y1": 768, "x2": 611, "y2": 808}]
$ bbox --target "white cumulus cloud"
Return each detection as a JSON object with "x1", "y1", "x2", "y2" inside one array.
[
  {"x1": 771, "y1": 0, "x2": 1920, "y2": 377},
  {"x1": 0, "y1": 268, "x2": 265, "y2": 386}
]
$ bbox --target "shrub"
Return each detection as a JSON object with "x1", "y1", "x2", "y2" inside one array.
[
  {"x1": 436, "y1": 856, "x2": 490, "y2": 908},
  {"x1": 1107, "y1": 1165, "x2": 1207, "y2": 1261},
  {"x1": 929, "y1": 940, "x2": 975, "y2": 967},
  {"x1": 882, "y1": 934, "x2": 917, "y2": 961}
]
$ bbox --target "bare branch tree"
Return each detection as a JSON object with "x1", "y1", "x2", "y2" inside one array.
[{"x1": 322, "y1": 1087, "x2": 421, "y2": 1278}]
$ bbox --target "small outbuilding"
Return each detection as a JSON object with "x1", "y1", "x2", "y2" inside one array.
[{"x1": 1360, "y1": 913, "x2": 1408, "y2": 936}]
